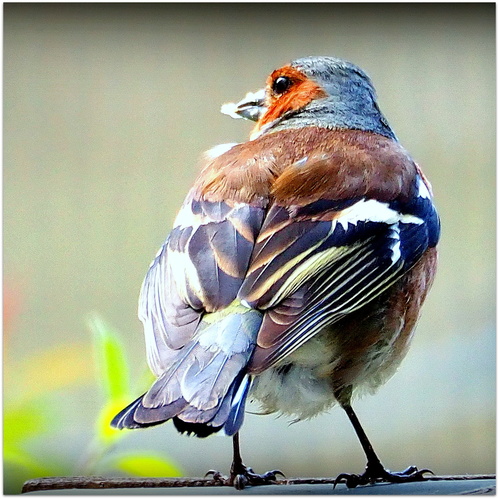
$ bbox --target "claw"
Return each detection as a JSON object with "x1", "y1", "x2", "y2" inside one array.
[
  {"x1": 402, "y1": 467, "x2": 434, "y2": 477},
  {"x1": 205, "y1": 466, "x2": 284, "y2": 489},
  {"x1": 334, "y1": 463, "x2": 433, "y2": 489},
  {"x1": 397, "y1": 465, "x2": 417, "y2": 476},
  {"x1": 265, "y1": 470, "x2": 286, "y2": 480},
  {"x1": 334, "y1": 472, "x2": 360, "y2": 489},
  {"x1": 230, "y1": 466, "x2": 285, "y2": 489},
  {"x1": 233, "y1": 473, "x2": 248, "y2": 490},
  {"x1": 204, "y1": 470, "x2": 227, "y2": 484}
]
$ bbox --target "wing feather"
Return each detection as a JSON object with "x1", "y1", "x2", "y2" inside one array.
[
  {"x1": 139, "y1": 192, "x2": 266, "y2": 376},
  {"x1": 241, "y1": 189, "x2": 437, "y2": 374}
]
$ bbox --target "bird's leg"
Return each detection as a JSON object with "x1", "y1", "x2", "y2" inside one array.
[
  {"x1": 334, "y1": 402, "x2": 432, "y2": 488},
  {"x1": 229, "y1": 432, "x2": 285, "y2": 489},
  {"x1": 207, "y1": 432, "x2": 284, "y2": 489}
]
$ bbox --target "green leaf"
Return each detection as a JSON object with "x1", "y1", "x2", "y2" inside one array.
[
  {"x1": 112, "y1": 453, "x2": 184, "y2": 478},
  {"x1": 4, "y1": 402, "x2": 47, "y2": 450},
  {"x1": 88, "y1": 314, "x2": 130, "y2": 401},
  {"x1": 4, "y1": 447, "x2": 54, "y2": 477},
  {"x1": 95, "y1": 399, "x2": 129, "y2": 445}
]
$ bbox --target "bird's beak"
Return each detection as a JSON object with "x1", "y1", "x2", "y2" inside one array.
[{"x1": 221, "y1": 89, "x2": 267, "y2": 122}]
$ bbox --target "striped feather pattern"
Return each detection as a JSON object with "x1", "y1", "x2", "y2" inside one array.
[
  {"x1": 139, "y1": 195, "x2": 266, "y2": 375},
  {"x1": 114, "y1": 126, "x2": 439, "y2": 434},
  {"x1": 238, "y1": 169, "x2": 439, "y2": 373}
]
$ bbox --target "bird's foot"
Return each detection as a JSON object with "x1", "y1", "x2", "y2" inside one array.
[
  {"x1": 334, "y1": 460, "x2": 433, "y2": 489},
  {"x1": 205, "y1": 470, "x2": 226, "y2": 484},
  {"x1": 206, "y1": 466, "x2": 285, "y2": 490}
]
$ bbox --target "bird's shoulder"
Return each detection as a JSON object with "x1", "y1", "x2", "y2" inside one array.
[{"x1": 195, "y1": 127, "x2": 419, "y2": 207}]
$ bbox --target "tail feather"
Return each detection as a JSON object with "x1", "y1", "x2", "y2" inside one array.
[
  {"x1": 111, "y1": 305, "x2": 262, "y2": 436},
  {"x1": 134, "y1": 397, "x2": 188, "y2": 425},
  {"x1": 111, "y1": 394, "x2": 168, "y2": 429},
  {"x1": 223, "y1": 374, "x2": 252, "y2": 436},
  {"x1": 172, "y1": 418, "x2": 222, "y2": 438}
]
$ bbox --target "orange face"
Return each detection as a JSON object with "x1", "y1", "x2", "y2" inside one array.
[{"x1": 255, "y1": 66, "x2": 328, "y2": 131}]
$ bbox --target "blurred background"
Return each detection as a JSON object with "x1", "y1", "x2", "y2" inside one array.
[{"x1": 4, "y1": 3, "x2": 495, "y2": 494}]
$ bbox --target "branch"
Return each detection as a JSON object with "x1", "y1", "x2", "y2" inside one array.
[{"x1": 22, "y1": 474, "x2": 496, "y2": 494}]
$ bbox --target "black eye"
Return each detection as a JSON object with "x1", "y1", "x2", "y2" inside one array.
[{"x1": 272, "y1": 76, "x2": 292, "y2": 95}]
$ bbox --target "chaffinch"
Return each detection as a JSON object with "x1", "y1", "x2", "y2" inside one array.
[{"x1": 112, "y1": 56, "x2": 440, "y2": 489}]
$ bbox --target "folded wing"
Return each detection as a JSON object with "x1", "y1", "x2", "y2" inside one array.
[
  {"x1": 240, "y1": 174, "x2": 440, "y2": 373},
  {"x1": 139, "y1": 194, "x2": 266, "y2": 375},
  {"x1": 112, "y1": 193, "x2": 267, "y2": 434}
]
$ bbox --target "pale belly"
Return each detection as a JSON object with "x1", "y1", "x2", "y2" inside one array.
[
  {"x1": 249, "y1": 314, "x2": 409, "y2": 421},
  {"x1": 249, "y1": 334, "x2": 337, "y2": 420}
]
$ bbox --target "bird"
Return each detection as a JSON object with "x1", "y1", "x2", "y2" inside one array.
[{"x1": 111, "y1": 56, "x2": 440, "y2": 489}]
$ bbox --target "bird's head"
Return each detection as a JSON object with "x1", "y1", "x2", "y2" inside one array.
[{"x1": 221, "y1": 56, "x2": 395, "y2": 140}]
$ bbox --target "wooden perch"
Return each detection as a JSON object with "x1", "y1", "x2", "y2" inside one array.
[{"x1": 22, "y1": 474, "x2": 496, "y2": 494}]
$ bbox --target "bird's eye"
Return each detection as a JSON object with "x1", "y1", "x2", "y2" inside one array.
[{"x1": 272, "y1": 76, "x2": 292, "y2": 95}]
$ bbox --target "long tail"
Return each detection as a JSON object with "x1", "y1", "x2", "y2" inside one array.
[{"x1": 111, "y1": 306, "x2": 262, "y2": 437}]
